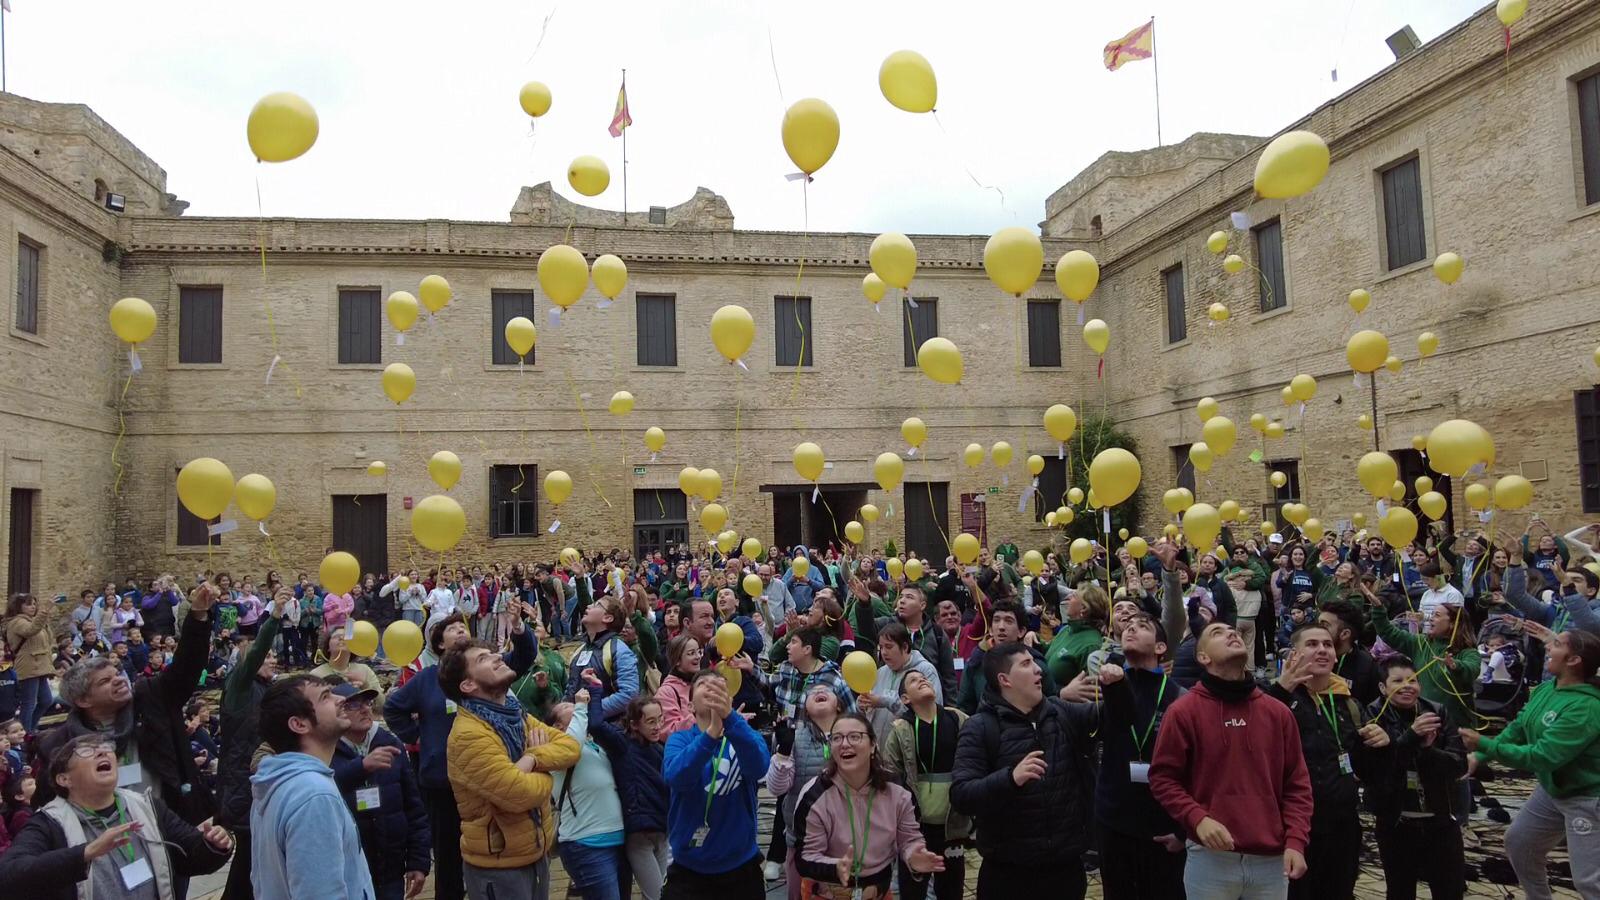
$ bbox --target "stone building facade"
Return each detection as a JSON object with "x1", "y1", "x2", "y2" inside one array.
[{"x1": 1, "y1": 0, "x2": 1599, "y2": 592}]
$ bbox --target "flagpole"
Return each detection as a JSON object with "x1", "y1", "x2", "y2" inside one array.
[
  {"x1": 3, "y1": 6, "x2": 9, "y2": 95},
  {"x1": 620, "y1": 68, "x2": 628, "y2": 227},
  {"x1": 1151, "y1": 16, "x2": 1162, "y2": 146}
]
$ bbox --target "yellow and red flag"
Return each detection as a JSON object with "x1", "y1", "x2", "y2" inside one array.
[
  {"x1": 608, "y1": 79, "x2": 632, "y2": 137},
  {"x1": 1104, "y1": 19, "x2": 1154, "y2": 71}
]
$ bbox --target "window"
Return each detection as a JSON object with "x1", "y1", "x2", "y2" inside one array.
[
  {"x1": 1026, "y1": 300, "x2": 1062, "y2": 367},
  {"x1": 176, "y1": 468, "x2": 219, "y2": 546},
  {"x1": 901, "y1": 298, "x2": 938, "y2": 367},
  {"x1": 648, "y1": 206, "x2": 667, "y2": 225},
  {"x1": 1162, "y1": 264, "x2": 1186, "y2": 344},
  {"x1": 1579, "y1": 72, "x2": 1600, "y2": 206},
  {"x1": 634, "y1": 489, "x2": 688, "y2": 559},
  {"x1": 1171, "y1": 445, "x2": 1196, "y2": 494},
  {"x1": 774, "y1": 295, "x2": 813, "y2": 366},
  {"x1": 1265, "y1": 459, "x2": 1301, "y2": 533},
  {"x1": 903, "y1": 482, "x2": 949, "y2": 560},
  {"x1": 491, "y1": 291, "x2": 535, "y2": 366},
  {"x1": 1089, "y1": 215, "x2": 1103, "y2": 238},
  {"x1": 1578, "y1": 388, "x2": 1600, "y2": 513},
  {"x1": 178, "y1": 287, "x2": 223, "y2": 364},
  {"x1": 337, "y1": 289, "x2": 381, "y2": 364},
  {"x1": 15, "y1": 238, "x2": 39, "y2": 334},
  {"x1": 1034, "y1": 456, "x2": 1068, "y2": 521},
  {"x1": 1254, "y1": 219, "x2": 1286, "y2": 312},
  {"x1": 636, "y1": 294, "x2": 678, "y2": 366},
  {"x1": 960, "y1": 492, "x2": 988, "y2": 543},
  {"x1": 1380, "y1": 157, "x2": 1426, "y2": 270},
  {"x1": 1393, "y1": 448, "x2": 1454, "y2": 533},
  {"x1": 7, "y1": 488, "x2": 36, "y2": 595},
  {"x1": 490, "y1": 465, "x2": 539, "y2": 537}
]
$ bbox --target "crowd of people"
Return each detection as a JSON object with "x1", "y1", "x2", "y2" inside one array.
[{"x1": 0, "y1": 517, "x2": 1597, "y2": 899}]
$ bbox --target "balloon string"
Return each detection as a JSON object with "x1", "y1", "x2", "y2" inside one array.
[
  {"x1": 731, "y1": 393, "x2": 743, "y2": 517},
  {"x1": 930, "y1": 110, "x2": 1010, "y2": 216},
  {"x1": 562, "y1": 367, "x2": 613, "y2": 508},
  {"x1": 255, "y1": 172, "x2": 303, "y2": 399},
  {"x1": 785, "y1": 178, "x2": 811, "y2": 423},
  {"x1": 112, "y1": 369, "x2": 133, "y2": 497}
]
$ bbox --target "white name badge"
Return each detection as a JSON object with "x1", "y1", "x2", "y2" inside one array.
[
  {"x1": 443, "y1": 699, "x2": 458, "y2": 715},
  {"x1": 121, "y1": 857, "x2": 154, "y2": 890},
  {"x1": 953, "y1": 657, "x2": 965, "y2": 671},
  {"x1": 117, "y1": 762, "x2": 144, "y2": 788},
  {"x1": 356, "y1": 786, "x2": 381, "y2": 811},
  {"x1": 1128, "y1": 762, "x2": 1151, "y2": 783},
  {"x1": 574, "y1": 651, "x2": 594, "y2": 667}
]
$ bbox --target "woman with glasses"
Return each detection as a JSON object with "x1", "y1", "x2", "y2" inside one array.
[
  {"x1": 0, "y1": 733, "x2": 233, "y2": 899},
  {"x1": 791, "y1": 712, "x2": 945, "y2": 899}
]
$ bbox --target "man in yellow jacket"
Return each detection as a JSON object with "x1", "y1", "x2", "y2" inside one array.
[{"x1": 441, "y1": 640, "x2": 580, "y2": 900}]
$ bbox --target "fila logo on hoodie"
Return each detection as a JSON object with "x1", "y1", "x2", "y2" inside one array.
[{"x1": 1224, "y1": 717, "x2": 1248, "y2": 727}]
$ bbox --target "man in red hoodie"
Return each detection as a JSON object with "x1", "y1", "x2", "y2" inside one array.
[{"x1": 1149, "y1": 619, "x2": 1313, "y2": 899}]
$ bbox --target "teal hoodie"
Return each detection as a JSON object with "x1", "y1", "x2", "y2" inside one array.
[
  {"x1": 250, "y1": 751, "x2": 376, "y2": 899},
  {"x1": 1478, "y1": 679, "x2": 1600, "y2": 799}
]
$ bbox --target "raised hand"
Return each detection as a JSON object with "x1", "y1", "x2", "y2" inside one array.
[
  {"x1": 363, "y1": 745, "x2": 401, "y2": 774},
  {"x1": 1011, "y1": 750, "x2": 1047, "y2": 787},
  {"x1": 1276, "y1": 650, "x2": 1315, "y2": 693},
  {"x1": 83, "y1": 821, "x2": 141, "y2": 861}
]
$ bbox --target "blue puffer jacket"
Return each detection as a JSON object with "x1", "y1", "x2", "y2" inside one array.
[
  {"x1": 331, "y1": 726, "x2": 432, "y2": 880},
  {"x1": 586, "y1": 690, "x2": 669, "y2": 834}
]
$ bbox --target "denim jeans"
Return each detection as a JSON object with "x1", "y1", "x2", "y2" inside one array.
[
  {"x1": 1183, "y1": 844, "x2": 1287, "y2": 900},
  {"x1": 16, "y1": 675, "x2": 52, "y2": 733},
  {"x1": 559, "y1": 840, "x2": 628, "y2": 900},
  {"x1": 403, "y1": 609, "x2": 425, "y2": 627},
  {"x1": 1505, "y1": 786, "x2": 1600, "y2": 900},
  {"x1": 464, "y1": 857, "x2": 548, "y2": 900}
]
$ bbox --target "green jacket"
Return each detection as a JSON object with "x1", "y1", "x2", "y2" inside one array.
[
  {"x1": 659, "y1": 579, "x2": 691, "y2": 604},
  {"x1": 1478, "y1": 680, "x2": 1600, "y2": 798},
  {"x1": 1370, "y1": 608, "x2": 1480, "y2": 729},
  {"x1": 1045, "y1": 619, "x2": 1105, "y2": 687},
  {"x1": 629, "y1": 611, "x2": 658, "y2": 673},
  {"x1": 510, "y1": 646, "x2": 569, "y2": 721},
  {"x1": 1226, "y1": 558, "x2": 1269, "y2": 592},
  {"x1": 880, "y1": 708, "x2": 972, "y2": 841},
  {"x1": 223, "y1": 612, "x2": 281, "y2": 717}
]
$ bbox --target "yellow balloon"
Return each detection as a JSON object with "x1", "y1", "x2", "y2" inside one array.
[
  {"x1": 1384, "y1": 356, "x2": 1403, "y2": 374},
  {"x1": 917, "y1": 337, "x2": 964, "y2": 384},
  {"x1": 1055, "y1": 250, "x2": 1099, "y2": 303},
  {"x1": 1493, "y1": 475, "x2": 1533, "y2": 510},
  {"x1": 1426, "y1": 420, "x2": 1495, "y2": 478},
  {"x1": 1302, "y1": 518, "x2": 1326, "y2": 542},
  {"x1": 1197, "y1": 397, "x2": 1219, "y2": 422},
  {"x1": 874, "y1": 452, "x2": 905, "y2": 491},
  {"x1": 1379, "y1": 508, "x2": 1419, "y2": 549},
  {"x1": 1352, "y1": 512, "x2": 1367, "y2": 529},
  {"x1": 1164, "y1": 524, "x2": 1181, "y2": 540},
  {"x1": 561, "y1": 548, "x2": 582, "y2": 568},
  {"x1": 383, "y1": 620, "x2": 425, "y2": 668},
  {"x1": 609, "y1": 391, "x2": 635, "y2": 416},
  {"x1": 869, "y1": 233, "x2": 918, "y2": 290},
  {"x1": 793, "y1": 442, "x2": 825, "y2": 481},
  {"x1": 412, "y1": 494, "x2": 466, "y2": 552},
  {"x1": 1202, "y1": 416, "x2": 1237, "y2": 457},
  {"x1": 792, "y1": 555, "x2": 811, "y2": 579},
  {"x1": 366, "y1": 461, "x2": 387, "y2": 477},
  {"x1": 717, "y1": 662, "x2": 743, "y2": 697},
  {"x1": 419, "y1": 275, "x2": 452, "y2": 313},
  {"x1": 714, "y1": 622, "x2": 746, "y2": 659},
  {"x1": 781, "y1": 98, "x2": 840, "y2": 175},
  {"x1": 717, "y1": 530, "x2": 739, "y2": 555},
  {"x1": 1497, "y1": 0, "x2": 1527, "y2": 28},
  {"x1": 1222, "y1": 255, "x2": 1245, "y2": 275},
  {"x1": 567, "y1": 155, "x2": 610, "y2": 197},
  {"x1": 862, "y1": 273, "x2": 887, "y2": 304},
  {"x1": 903, "y1": 558, "x2": 923, "y2": 581},
  {"x1": 1389, "y1": 480, "x2": 1407, "y2": 503},
  {"x1": 519, "y1": 81, "x2": 553, "y2": 117},
  {"x1": 1044, "y1": 404, "x2": 1078, "y2": 443},
  {"x1": 235, "y1": 474, "x2": 276, "y2": 521},
  {"x1": 504, "y1": 316, "x2": 537, "y2": 358},
  {"x1": 1358, "y1": 451, "x2": 1399, "y2": 498},
  {"x1": 1412, "y1": 434, "x2": 1428, "y2": 452},
  {"x1": 1259, "y1": 521, "x2": 1275, "y2": 538},
  {"x1": 109, "y1": 297, "x2": 157, "y2": 344},
  {"x1": 382, "y1": 363, "x2": 415, "y2": 404},
  {"x1": 901, "y1": 417, "x2": 928, "y2": 448},
  {"x1": 1088, "y1": 448, "x2": 1142, "y2": 507},
  {"x1": 1281, "y1": 386, "x2": 1296, "y2": 406},
  {"x1": 1126, "y1": 536, "x2": 1149, "y2": 558},
  {"x1": 538, "y1": 245, "x2": 589, "y2": 309},
  {"x1": 860, "y1": 504, "x2": 880, "y2": 524},
  {"x1": 1208, "y1": 303, "x2": 1231, "y2": 323},
  {"x1": 1183, "y1": 503, "x2": 1222, "y2": 550},
  {"x1": 742, "y1": 538, "x2": 764, "y2": 560},
  {"x1": 1067, "y1": 487, "x2": 1084, "y2": 505},
  {"x1": 387, "y1": 291, "x2": 419, "y2": 332},
  {"x1": 320, "y1": 551, "x2": 360, "y2": 595},
  {"x1": 1346, "y1": 330, "x2": 1390, "y2": 374},
  {"x1": 1206, "y1": 231, "x2": 1228, "y2": 254},
  {"x1": 879, "y1": 50, "x2": 937, "y2": 113},
  {"x1": 1348, "y1": 289, "x2": 1371, "y2": 313},
  {"x1": 1250, "y1": 413, "x2": 1268, "y2": 432},
  {"x1": 545, "y1": 470, "x2": 573, "y2": 505},
  {"x1": 1057, "y1": 506, "x2": 1075, "y2": 525},
  {"x1": 644, "y1": 427, "x2": 667, "y2": 453},
  {"x1": 963, "y1": 444, "x2": 985, "y2": 469},
  {"x1": 1069, "y1": 538, "x2": 1094, "y2": 564},
  {"x1": 700, "y1": 503, "x2": 728, "y2": 533},
  {"x1": 1219, "y1": 499, "x2": 1240, "y2": 522},
  {"x1": 991, "y1": 442, "x2": 1014, "y2": 468},
  {"x1": 1265, "y1": 422, "x2": 1285, "y2": 439},
  {"x1": 697, "y1": 469, "x2": 723, "y2": 502},
  {"x1": 679, "y1": 467, "x2": 701, "y2": 496},
  {"x1": 347, "y1": 621, "x2": 380, "y2": 658},
  {"x1": 710, "y1": 305, "x2": 756, "y2": 362},
  {"x1": 1465, "y1": 483, "x2": 1491, "y2": 510},
  {"x1": 1290, "y1": 374, "x2": 1317, "y2": 402},
  {"x1": 1270, "y1": 471, "x2": 1288, "y2": 488},
  {"x1": 951, "y1": 533, "x2": 980, "y2": 565},
  {"x1": 885, "y1": 557, "x2": 904, "y2": 580},
  {"x1": 983, "y1": 227, "x2": 1043, "y2": 296},
  {"x1": 844, "y1": 521, "x2": 865, "y2": 544},
  {"x1": 1044, "y1": 511, "x2": 1057, "y2": 528},
  {"x1": 1433, "y1": 252, "x2": 1464, "y2": 285},
  {"x1": 1083, "y1": 319, "x2": 1110, "y2": 355},
  {"x1": 841, "y1": 650, "x2": 878, "y2": 693},
  {"x1": 1087, "y1": 489, "x2": 1100, "y2": 510},
  {"x1": 1413, "y1": 475, "x2": 1434, "y2": 495},
  {"x1": 247, "y1": 92, "x2": 319, "y2": 163},
  {"x1": 1417, "y1": 332, "x2": 1439, "y2": 358},
  {"x1": 1282, "y1": 503, "x2": 1310, "y2": 527},
  {"x1": 1358, "y1": 414, "x2": 1373, "y2": 431},
  {"x1": 428, "y1": 451, "x2": 462, "y2": 491},
  {"x1": 1188, "y1": 442, "x2": 1214, "y2": 473},
  {"x1": 1163, "y1": 488, "x2": 1195, "y2": 515},
  {"x1": 1027, "y1": 455, "x2": 1045, "y2": 476},
  {"x1": 1022, "y1": 550, "x2": 1045, "y2": 576},
  {"x1": 592, "y1": 255, "x2": 628, "y2": 300},
  {"x1": 1253, "y1": 130, "x2": 1330, "y2": 199},
  {"x1": 177, "y1": 457, "x2": 235, "y2": 520},
  {"x1": 1418, "y1": 491, "x2": 1447, "y2": 520}
]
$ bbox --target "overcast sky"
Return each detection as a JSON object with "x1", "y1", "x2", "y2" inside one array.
[{"x1": 9, "y1": 0, "x2": 1485, "y2": 234}]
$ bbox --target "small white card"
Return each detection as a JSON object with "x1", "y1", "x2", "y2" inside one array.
[
  {"x1": 121, "y1": 858, "x2": 154, "y2": 890},
  {"x1": 1129, "y1": 762, "x2": 1151, "y2": 783},
  {"x1": 117, "y1": 762, "x2": 144, "y2": 788},
  {"x1": 356, "y1": 786, "x2": 381, "y2": 811}
]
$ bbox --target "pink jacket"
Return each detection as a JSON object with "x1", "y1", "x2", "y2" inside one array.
[
  {"x1": 794, "y1": 777, "x2": 925, "y2": 891},
  {"x1": 656, "y1": 673, "x2": 695, "y2": 735},
  {"x1": 323, "y1": 592, "x2": 354, "y2": 629}
]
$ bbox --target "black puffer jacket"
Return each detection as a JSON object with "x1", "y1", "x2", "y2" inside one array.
[
  {"x1": 1264, "y1": 680, "x2": 1379, "y2": 827},
  {"x1": 950, "y1": 685, "x2": 1098, "y2": 862},
  {"x1": 332, "y1": 726, "x2": 431, "y2": 879}
]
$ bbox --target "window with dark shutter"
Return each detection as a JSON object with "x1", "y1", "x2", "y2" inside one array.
[
  {"x1": 15, "y1": 238, "x2": 39, "y2": 335},
  {"x1": 337, "y1": 289, "x2": 381, "y2": 364},
  {"x1": 1578, "y1": 72, "x2": 1600, "y2": 207},
  {"x1": 1578, "y1": 388, "x2": 1600, "y2": 513},
  {"x1": 489, "y1": 465, "x2": 540, "y2": 537},
  {"x1": 1034, "y1": 456, "x2": 1068, "y2": 521},
  {"x1": 1172, "y1": 445, "x2": 1197, "y2": 495},
  {"x1": 774, "y1": 296, "x2": 813, "y2": 366},
  {"x1": 1380, "y1": 157, "x2": 1427, "y2": 270},
  {"x1": 901, "y1": 298, "x2": 938, "y2": 367},
  {"x1": 1265, "y1": 459, "x2": 1302, "y2": 533},
  {"x1": 1163, "y1": 265, "x2": 1186, "y2": 344},
  {"x1": 1254, "y1": 219, "x2": 1287, "y2": 311},
  {"x1": 903, "y1": 482, "x2": 948, "y2": 560},
  {"x1": 1026, "y1": 300, "x2": 1062, "y2": 367},
  {"x1": 491, "y1": 291, "x2": 536, "y2": 366},
  {"x1": 176, "y1": 467, "x2": 220, "y2": 546},
  {"x1": 178, "y1": 287, "x2": 223, "y2": 364},
  {"x1": 636, "y1": 294, "x2": 678, "y2": 366}
]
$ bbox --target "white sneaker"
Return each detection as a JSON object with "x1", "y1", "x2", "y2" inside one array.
[{"x1": 763, "y1": 861, "x2": 783, "y2": 881}]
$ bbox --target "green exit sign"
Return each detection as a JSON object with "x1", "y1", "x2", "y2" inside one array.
[
  {"x1": 634, "y1": 467, "x2": 647, "y2": 477},
  {"x1": 987, "y1": 486, "x2": 1000, "y2": 494}
]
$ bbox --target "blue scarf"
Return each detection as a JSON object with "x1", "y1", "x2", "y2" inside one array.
[{"x1": 461, "y1": 695, "x2": 526, "y2": 759}]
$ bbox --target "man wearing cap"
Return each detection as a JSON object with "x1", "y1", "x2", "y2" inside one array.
[
  {"x1": 331, "y1": 681, "x2": 430, "y2": 900},
  {"x1": 384, "y1": 608, "x2": 537, "y2": 900}
]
